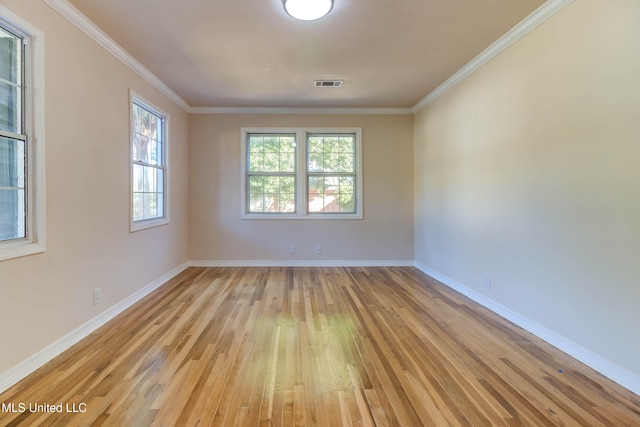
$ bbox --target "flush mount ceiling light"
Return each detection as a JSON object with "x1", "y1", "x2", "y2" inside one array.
[{"x1": 283, "y1": 0, "x2": 334, "y2": 21}]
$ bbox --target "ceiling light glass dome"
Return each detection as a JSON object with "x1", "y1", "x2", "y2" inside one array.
[{"x1": 283, "y1": 0, "x2": 334, "y2": 21}]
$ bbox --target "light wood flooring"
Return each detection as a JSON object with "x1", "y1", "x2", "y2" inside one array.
[{"x1": 0, "y1": 267, "x2": 638, "y2": 426}]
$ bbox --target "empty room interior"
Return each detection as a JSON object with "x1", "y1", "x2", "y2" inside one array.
[{"x1": 0, "y1": 0, "x2": 639, "y2": 425}]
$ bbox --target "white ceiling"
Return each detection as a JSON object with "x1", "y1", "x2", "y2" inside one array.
[{"x1": 66, "y1": 0, "x2": 546, "y2": 109}]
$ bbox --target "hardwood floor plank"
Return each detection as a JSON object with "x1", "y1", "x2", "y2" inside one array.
[{"x1": 1, "y1": 267, "x2": 638, "y2": 426}]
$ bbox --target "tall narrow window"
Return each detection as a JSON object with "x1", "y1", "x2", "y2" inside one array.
[
  {"x1": 241, "y1": 127, "x2": 362, "y2": 219},
  {"x1": 0, "y1": 25, "x2": 25, "y2": 242},
  {"x1": 0, "y1": 10, "x2": 45, "y2": 261},
  {"x1": 131, "y1": 93, "x2": 169, "y2": 231}
]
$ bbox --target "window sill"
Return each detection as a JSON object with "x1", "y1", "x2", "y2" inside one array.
[
  {"x1": 0, "y1": 241, "x2": 45, "y2": 262},
  {"x1": 242, "y1": 213, "x2": 363, "y2": 220},
  {"x1": 130, "y1": 218, "x2": 169, "y2": 232}
]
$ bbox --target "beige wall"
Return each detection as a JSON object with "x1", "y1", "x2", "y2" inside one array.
[
  {"x1": 414, "y1": 0, "x2": 640, "y2": 378},
  {"x1": 0, "y1": 0, "x2": 189, "y2": 374},
  {"x1": 189, "y1": 114, "x2": 414, "y2": 262},
  {"x1": 4, "y1": 0, "x2": 637, "y2": 396}
]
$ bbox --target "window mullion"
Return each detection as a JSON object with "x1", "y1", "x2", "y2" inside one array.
[{"x1": 297, "y1": 130, "x2": 307, "y2": 216}]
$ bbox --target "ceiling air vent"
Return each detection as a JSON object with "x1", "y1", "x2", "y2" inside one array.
[{"x1": 314, "y1": 80, "x2": 343, "y2": 88}]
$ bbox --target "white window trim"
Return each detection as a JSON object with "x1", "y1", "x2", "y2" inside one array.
[
  {"x1": 0, "y1": 6, "x2": 45, "y2": 262},
  {"x1": 129, "y1": 90, "x2": 170, "y2": 232},
  {"x1": 240, "y1": 127, "x2": 363, "y2": 220}
]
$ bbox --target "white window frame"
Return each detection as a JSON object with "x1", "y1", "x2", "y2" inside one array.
[
  {"x1": 241, "y1": 127, "x2": 363, "y2": 219},
  {"x1": 129, "y1": 90, "x2": 170, "y2": 232},
  {"x1": 0, "y1": 7, "x2": 45, "y2": 262}
]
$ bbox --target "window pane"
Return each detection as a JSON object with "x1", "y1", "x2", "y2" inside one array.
[
  {"x1": 280, "y1": 136, "x2": 295, "y2": 152},
  {"x1": 0, "y1": 29, "x2": 22, "y2": 134},
  {"x1": 308, "y1": 137, "x2": 323, "y2": 153},
  {"x1": 133, "y1": 193, "x2": 143, "y2": 221},
  {"x1": 0, "y1": 27, "x2": 21, "y2": 84},
  {"x1": 249, "y1": 175, "x2": 264, "y2": 193},
  {"x1": 280, "y1": 151, "x2": 295, "y2": 172},
  {"x1": 148, "y1": 113, "x2": 160, "y2": 141},
  {"x1": 132, "y1": 133, "x2": 147, "y2": 163},
  {"x1": 308, "y1": 153, "x2": 323, "y2": 172},
  {"x1": 248, "y1": 174, "x2": 296, "y2": 214},
  {"x1": 323, "y1": 136, "x2": 339, "y2": 154},
  {"x1": 133, "y1": 134, "x2": 163, "y2": 166},
  {"x1": 324, "y1": 152, "x2": 340, "y2": 172},
  {"x1": 307, "y1": 134, "x2": 355, "y2": 173},
  {"x1": 308, "y1": 175, "x2": 355, "y2": 213},
  {"x1": 338, "y1": 136, "x2": 354, "y2": 154},
  {"x1": 337, "y1": 176, "x2": 355, "y2": 213},
  {"x1": 0, "y1": 136, "x2": 26, "y2": 241},
  {"x1": 149, "y1": 140, "x2": 162, "y2": 165},
  {"x1": 308, "y1": 176, "x2": 325, "y2": 213},
  {"x1": 248, "y1": 151, "x2": 263, "y2": 172},
  {"x1": 265, "y1": 193, "x2": 279, "y2": 212},
  {"x1": 156, "y1": 193, "x2": 164, "y2": 218},
  {"x1": 0, "y1": 136, "x2": 24, "y2": 187},
  {"x1": 248, "y1": 134, "x2": 296, "y2": 173},
  {"x1": 132, "y1": 163, "x2": 164, "y2": 221},
  {"x1": 248, "y1": 175, "x2": 264, "y2": 213},
  {"x1": 132, "y1": 164, "x2": 144, "y2": 192},
  {"x1": 264, "y1": 151, "x2": 279, "y2": 172},
  {"x1": 132, "y1": 102, "x2": 164, "y2": 165},
  {"x1": 132, "y1": 104, "x2": 142, "y2": 134},
  {"x1": 339, "y1": 153, "x2": 354, "y2": 172},
  {"x1": 143, "y1": 193, "x2": 156, "y2": 218},
  {"x1": 249, "y1": 193, "x2": 265, "y2": 213},
  {"x1": 0, "y1": 80, "x2": 20, "y2": 134},
  {"x1": 0, "y1": 188, "x2": 25, "y2": 240},
  {"x1": 279, "y1": 194, "x2": 295, "y2": 212},
  {"x1": 249, "y1": 135, "x2": 263, "y2": 153},
  {"x1": 280, "y1": 176, "x2": 295, "y2": 193},
  {"x1": 143, "y1": 166, "x2": 157, "y2": 192},
  {"x1": 264, "y1": 176, "x2": 279, "y2": 193},
  {"x1": 156, "y1": 168, "x2": 164, "y2": 193},
  {"x1": 135, "y1": 105, "x2": 151, "y2": 137}
]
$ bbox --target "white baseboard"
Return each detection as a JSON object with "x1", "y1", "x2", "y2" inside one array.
[
  {"x1": 414, "y1": 262, "x2": 640, "y2": 396},
  {"x1": 0, "y1": 259, "x2": 409, "y2": 394},
  {"x1": 189, "y1": 259, "x2": 415, "y2": 267},
  {"x1": 3, "y1": 260, "x2": 637, "y2": 398},
  {"x1": 0, "y1": 261, "x2": 190, "y2": 394}
]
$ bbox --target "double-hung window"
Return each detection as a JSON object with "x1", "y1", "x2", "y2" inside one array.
[
  {"x1": 130, "y1": 92, "x2": 169, "y2": 231},
  {"x1": 241, "y1": 127, "x2": 362, "y2": 219},
  {"x1": 0, "y1": 10, "x2": 44, "y2": 262}
]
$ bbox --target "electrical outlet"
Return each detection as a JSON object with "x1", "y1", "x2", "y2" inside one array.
[
  {"x1": 289, "y1": 244, "x2": 296, "y2": 254},
  {"x1": 315, "y1": 245, "x2": 322, "y2": 255},
  {"x1": 483, "y1": 275, "x2": 491, "y2": 289},
  {"x1": 94, "y1": 288, "x2": 102, "y2": 305}
]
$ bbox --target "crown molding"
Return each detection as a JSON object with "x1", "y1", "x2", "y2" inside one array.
[
  {"x1": 43, "y1": 0, "x2": 191, "y2": 112},
  {"x1": 412, "y1": 0, "x2": 574, "y2": 113},
  {"x1": 43, "y1": 0, "x2": 573, "y2": 116},
  {"x1": 190, "y1": 107, "x2": 413, "y2": 115},
  {"x1": 40, "y1": 0, "x2": 411, "y2": 116}
]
